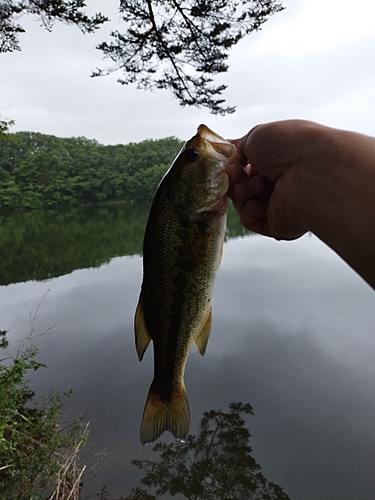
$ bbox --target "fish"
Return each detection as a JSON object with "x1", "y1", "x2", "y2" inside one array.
[{"x1": 134, "y1": 124, "x2": 241, "y2": 445}]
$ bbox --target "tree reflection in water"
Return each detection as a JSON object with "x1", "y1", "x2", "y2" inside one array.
[{"x1": 125, "y1": 403, "x2": 291, "y2": 500}]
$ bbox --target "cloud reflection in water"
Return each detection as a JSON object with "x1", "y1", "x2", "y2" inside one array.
[{"x1": 0, "y1": 233, "x2": 374, "y2": 499}]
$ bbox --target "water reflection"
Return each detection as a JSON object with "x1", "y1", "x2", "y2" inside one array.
[
  {"x1": 0, "y1": 202, "x2": 248, "y2": 285},
  {"x1": 0, "y1": 203, "x2": 149, "y2": 285},
  {"x1": 128, "y1": 403, "x2": 291, "y2": 499},
  {"x1": 0, "y1": 207, "x2": 374, "y2": 499}
]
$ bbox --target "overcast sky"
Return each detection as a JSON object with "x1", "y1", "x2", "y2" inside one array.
[{"x1": 1, "y1": 0, "x2": 375, "y2": 144}]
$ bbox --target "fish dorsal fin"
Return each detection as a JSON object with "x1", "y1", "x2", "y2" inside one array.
[
  {"x1": 194, "y1": 305, "x2": 212, "y2": 357},
  {"x1": 134, "y1": 292, "x2": 152, "y2": 361}
]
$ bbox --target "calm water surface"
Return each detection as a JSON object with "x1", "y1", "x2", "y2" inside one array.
[{"x1": 0, "y1": 205, "x2": 374, "y2": 499}]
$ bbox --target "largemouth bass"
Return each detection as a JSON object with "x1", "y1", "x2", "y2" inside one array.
[{"x1": 134, "y1": 124, "x2": 240, "y2": 445}]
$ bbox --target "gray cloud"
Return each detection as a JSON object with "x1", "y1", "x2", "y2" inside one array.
[{"x1": 2, "y1": 0, "x2": 375, "y2": 144}]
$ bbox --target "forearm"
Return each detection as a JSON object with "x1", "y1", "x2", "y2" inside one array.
[
  {"x1": 231, "y1": 120, "x2": 375, "y2": 288},
  {"x1": 299, "y1": 127, "x2": 375, "y2": 288}
]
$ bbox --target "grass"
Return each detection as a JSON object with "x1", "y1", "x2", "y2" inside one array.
[{"x1": 0, "y1": 295, "x2": 89, "y2": 499}]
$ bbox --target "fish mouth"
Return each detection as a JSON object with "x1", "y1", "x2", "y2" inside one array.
[{"x1": 197, "y1": 124, "x2": 235, "y2": 158}]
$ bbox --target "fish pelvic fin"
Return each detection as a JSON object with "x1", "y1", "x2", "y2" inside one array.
[
  {"x1": 140, "y1": 382, "x2": 190, "y2": 445},
  {"x1": 134, "y1": 291, "x2": 151, "y2": 361},
  {"x1": 194, "y1": 305, "x2": 212, "y2": 357}
]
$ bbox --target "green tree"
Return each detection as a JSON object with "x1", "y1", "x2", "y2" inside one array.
[
  {"x1": 93, "y1": 0, "x2": 284, "y2": 114},
  {"x1": 131, "y1": 402, "x2": 291, "y2": 500},
  {"x1": 0, "y1": 0, "x2": 107, "y2": 53},
  {"x1": 1, "y1": 1, "x2": 284, "y2": 114},
  {"x1": 128, "y1": 163, "x2": 170, "y2": 201},
  {"x1": 0, "y1": 131, "x2": 183, "y2": 210},
  {"x1": 0, "y1": 117, "x2": 14, "y2": 134}
]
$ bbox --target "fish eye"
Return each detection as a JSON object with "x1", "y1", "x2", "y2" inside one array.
[{"x1": 185, "y1": 148, "x2": 200, "y2": 162}]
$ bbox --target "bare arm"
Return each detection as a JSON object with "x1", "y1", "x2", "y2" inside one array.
[{"x1": 228, "y1": 120, "x2": 375, "y2": 289}]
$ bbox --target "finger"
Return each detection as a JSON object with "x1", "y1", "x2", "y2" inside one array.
[
  {"x1": 230, "y1": 174, "x2": 274, "y2": 214},
  {"x1": 229, "y1": 126, "x2": 261, "y2": 156},
  {"x1": 227, "y1": 163, "x2": 251, "y2": 198},
  {"x1": 246, "y1": 174, "x2": 274, "y2": 199},
  {"x1": 238, "y1": 195, "x2": 274, "y2": 237},
  {"x1": 239, "y1": 197, "x2": 269, "y2": 225},
  {"x1": 241, "y1": 216, "x2": 271, "y2": 237},
  {"x1": 230, "y1": 163, "x2": 251, "y2": 185}
]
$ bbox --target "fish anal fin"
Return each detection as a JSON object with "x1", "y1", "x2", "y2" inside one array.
[
  {"x1": 194, "y1": 305, "x2": 212, "y2": 357},
  {"x1": 134, "y1": 292, "x2": 151, "y2": 361},
  {"x1": 140, "y1": 382, "x2": 190, "y2": 445}
]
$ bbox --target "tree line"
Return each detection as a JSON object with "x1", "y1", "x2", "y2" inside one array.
[{"x1": 0, "y1": 131, "x2": 184, "y2": 210}]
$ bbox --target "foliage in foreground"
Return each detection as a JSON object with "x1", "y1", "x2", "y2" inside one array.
[
  {"x1": 1, "y1": 0, "x2": 283, "y2": 114},
  {"x1": 94, "y1": 0, "x2": 284, "y2": 115},
  {"x1": 0, "y1": 329, "x2": 88, "y2": 499},
  {"x1": 129, "y1": 402, "x2": 291, "y2": 500},
  {"x1": 0, "y1": 0, "x2": 107, "y2": 54},
  {"x1": 0, "y1": 117, "x2": 14, "y2": 135}
]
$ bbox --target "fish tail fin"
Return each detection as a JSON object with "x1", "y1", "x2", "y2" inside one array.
[{"x1": 140, "y1": 382, "x2": 190, "y2": 445}]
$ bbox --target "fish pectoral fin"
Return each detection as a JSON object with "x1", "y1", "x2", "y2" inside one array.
[
  {"x1": 134, "y1": 292, "x2": 152, "y2": 361},
  {"x1": 140, "y1": 382, "x2": 190, "y2": 445},
  {"x1": 194, "y1": 305, "x2": 212, "y2": 357}
]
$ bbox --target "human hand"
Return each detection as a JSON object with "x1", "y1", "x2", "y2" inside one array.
[
  {"x1": 227, "y1": 119, "x2": 375, "y2": 288},
  {"x1": 227, "y1": 120, "x2": 328, "y2": 240}
]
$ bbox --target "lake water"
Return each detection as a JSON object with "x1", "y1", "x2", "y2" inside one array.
[{"x1": 1, "y1": 204, "x2": 374, "y2": 499}]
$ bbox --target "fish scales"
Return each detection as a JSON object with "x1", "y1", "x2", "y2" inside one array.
[
  {"x1": 134, "y1": 124, "x2": 241, "y2": 445},
  {"x1": 144, "y1": 201, "x2": 222, "y2": 390}
]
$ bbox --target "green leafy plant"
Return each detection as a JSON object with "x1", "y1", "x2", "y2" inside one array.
[{"x1": 0, "y1": 325, "x2": 88, "y2": 499}]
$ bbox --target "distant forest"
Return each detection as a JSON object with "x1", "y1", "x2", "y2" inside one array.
[{"x1": 0, "y1": 131, "x2": 184, "y2": 210}]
